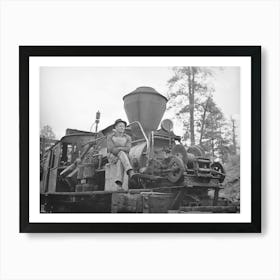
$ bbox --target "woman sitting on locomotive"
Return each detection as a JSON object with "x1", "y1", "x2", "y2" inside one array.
[{"x1": 107, "y1": 119, "x2": 135, "y2": 189}]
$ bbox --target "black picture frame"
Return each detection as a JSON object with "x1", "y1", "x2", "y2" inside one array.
[{"x1": 20, "y1": 46, "x2": 261, "y2": 233}]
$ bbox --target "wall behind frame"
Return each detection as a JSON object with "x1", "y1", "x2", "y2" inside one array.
[{"x1": 0, "y1": 0, "x2": 279, "y2": 280}]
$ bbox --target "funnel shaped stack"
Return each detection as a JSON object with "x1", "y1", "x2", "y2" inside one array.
[{"x1": 123, "y1": 87, "x2": 168, "y2": 135}]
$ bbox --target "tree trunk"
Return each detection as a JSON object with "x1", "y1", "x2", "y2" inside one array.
[
  {"x1": 211, "y1": 138, "x2": 215, "y2": 158},
  {"x1": 199, "y1": 98, "x2": 210, "y2": 145},
  {"x1": 211, "y1": 115, "x2": 215, "y2": 158},
  {"x1": 218, "y1": 126, "x2": 224, "y2": 162},
  {"x1": 189, "y1": 67, "x2": 195, "y2": 145},
  {"x1": 231, "y1": 118, "x2": 237, "y2": 155}
]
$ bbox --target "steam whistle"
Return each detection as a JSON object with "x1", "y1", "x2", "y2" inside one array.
[{"x1": 95, "y1": 110, "x2": 101, "y2": 132}]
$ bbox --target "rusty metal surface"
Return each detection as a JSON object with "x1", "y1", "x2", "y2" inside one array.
[
  {"x1": 123, "y1": 86, "x2": 167, "y2": 135},
  {"x1": 142, "y1": 192, "x2": 174, "y2": 213},
  {"x1": 111, "y1": 192, "x2": 143, "y2": 213},
  {"x1": 48, "y1": 143, "x2": 61, "y2": 193},
  {"x1": 129, "y1": 141, "x2": 147, "y2": 167}
]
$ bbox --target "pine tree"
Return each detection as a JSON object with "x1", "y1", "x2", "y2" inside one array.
[{"x1": 167, "y1": 67, "x2": 214, "y2": 145}]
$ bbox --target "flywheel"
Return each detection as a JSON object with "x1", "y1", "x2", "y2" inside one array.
[
  {"x1": 186, "y1": 145, "x2": 205, "y2": 157},
  {"x1": 167, "y1": 156, "x2": 185, "y2": 183},
  {"x1": 171, "y1": 144, "x2": 188, "y2": 164}
]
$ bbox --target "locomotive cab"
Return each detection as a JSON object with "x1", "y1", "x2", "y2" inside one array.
[{"x1": 41, "y1": 132, "x2": 107, "y2": 194}]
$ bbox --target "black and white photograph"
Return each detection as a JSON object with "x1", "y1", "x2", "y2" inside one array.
[
  {"x1": 40, "y1": 66, "x2": 241, "y2": 214},
  {"x1": 20, "y1": 46, "x2": 260, "y2": 232}
]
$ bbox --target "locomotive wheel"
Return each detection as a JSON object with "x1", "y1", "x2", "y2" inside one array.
[{"x1": 167, "y1": 156, "x2": 185, "y2": 183}]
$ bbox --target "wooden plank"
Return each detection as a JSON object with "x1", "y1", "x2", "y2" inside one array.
[
  {"x1": 45, "y1": 191, "x2": 116, "y2": 196},
  {"x1": 179, "y1": 206, "x2": 238, "y2": 213}
]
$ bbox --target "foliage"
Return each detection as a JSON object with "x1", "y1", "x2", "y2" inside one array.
[
  {"x1": 220, "y1": 154, "x2": 240, "y2": 200},
  {"x1": 40, "y1": 125, "x2": 56, "y2": 140},
  {"x1": 167, "y1": 66, "x2": 238, "y2": 162}
]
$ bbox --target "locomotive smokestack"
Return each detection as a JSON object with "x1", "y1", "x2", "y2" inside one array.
[{"x1": 123, "y1": 86, "x2": 168, "y2": 135}]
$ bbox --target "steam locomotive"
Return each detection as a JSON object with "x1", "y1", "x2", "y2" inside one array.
[{"x1": 40, "y1": 86, "x2": 237, "y2": 213}]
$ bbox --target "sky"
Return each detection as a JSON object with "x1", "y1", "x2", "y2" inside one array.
[{"x1": 40, "y1": 67, "x2": 240, "y2": 139}]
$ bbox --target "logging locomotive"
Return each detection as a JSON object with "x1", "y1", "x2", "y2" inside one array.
[{"x1": 40, "y1": 86, "x2": 237, "y2": 213}]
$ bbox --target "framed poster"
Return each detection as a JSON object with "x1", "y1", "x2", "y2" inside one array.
[{"x1": 19, "y1": 46, "x2": 261, "y2": 233}]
